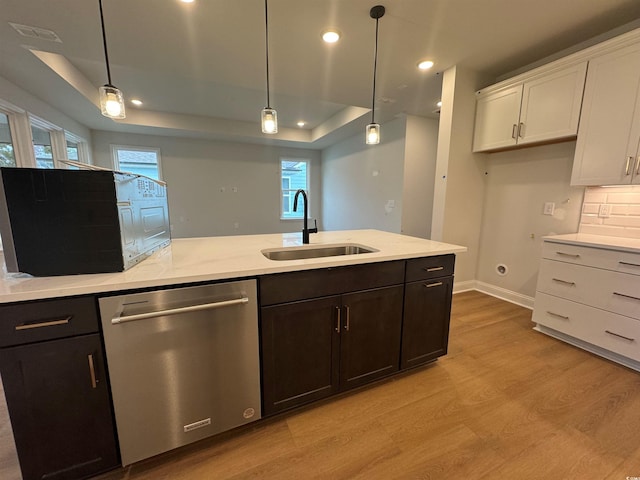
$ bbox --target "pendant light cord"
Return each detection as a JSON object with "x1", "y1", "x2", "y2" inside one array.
[
  {"x1": 264, "y1": 0, "x2": 271, "y2": 108},
  {"x1": 98, "y1": 0, "x2": 113, "y2": 86},
  {"x1": 371, "y1": 16, "x2": 380, "y2": 124}
]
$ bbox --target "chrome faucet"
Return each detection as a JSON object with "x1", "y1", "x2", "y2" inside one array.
[{"x1": 293, "y1": 189, "x2": 318, "y2": 244}]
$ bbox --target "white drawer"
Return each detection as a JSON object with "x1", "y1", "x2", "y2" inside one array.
[
  {"x1": 537, "y1": 259, "x2": 640, "y2": 320},
  {"x1": 542, "y1": 241, "x2": 640, "y2": 276},
  {"x1": 533, "y1": 293, "x2": 640, "y2": 362}
]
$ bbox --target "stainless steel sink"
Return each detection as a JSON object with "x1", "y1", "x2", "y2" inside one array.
[{"x1": 262, "y1": 243, "x2": 378, "y2": 261}]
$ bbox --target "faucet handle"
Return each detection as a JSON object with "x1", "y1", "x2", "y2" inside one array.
[{"x1": 309, "y1": 219, "x2": 318, "y2": 234}]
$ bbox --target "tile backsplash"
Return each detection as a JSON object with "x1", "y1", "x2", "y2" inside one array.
[{"x1": 580, "y1": 185, "x2": 640, "y2": 239}]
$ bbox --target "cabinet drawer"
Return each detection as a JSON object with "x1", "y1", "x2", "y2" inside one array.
[
  {"x1": 537, "y1": 259, "x2": 640, "y2": 320},
  {"x1": 533, "y1": 293, "x2": 640, "y2": 362},
  {"x1": 542, "y1": 241, "x2": 640, "y2": 275},
  {"x1": 0, "y1": 296, "x2": 99, "y2": 347},
  {"x1": 405, "y1": 255, "x2": 455, "y2": 282},
  {"x1": 259, "y1": 260, "x2": 405, "y2": 306}
]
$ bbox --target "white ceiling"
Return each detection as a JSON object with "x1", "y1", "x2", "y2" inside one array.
[{"x1": 1, "y1": 0, "x2": 640, "y2": 148}]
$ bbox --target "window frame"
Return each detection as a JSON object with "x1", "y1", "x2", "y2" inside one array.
[
  {"x1": 280, "y1": 158, "x2": 310, "y2": 221},
  {"x1": 111, "y1": 144, "x2": 163, "y2": 181}
]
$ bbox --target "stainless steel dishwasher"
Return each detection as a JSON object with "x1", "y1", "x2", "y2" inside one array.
[{"x1": 99, "y1": 279, "x2": 261, "y2": 466}]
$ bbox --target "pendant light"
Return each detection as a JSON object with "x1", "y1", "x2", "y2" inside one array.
[
  {"x1": 98, "y1": 0, "x2": 125, "y2": 119},
  {"x1": 261, "y1": 0, "x2": 277, "y2": 134},
  {"x1": 366, "y1": 5, "x2": 385, "y2": 145}
]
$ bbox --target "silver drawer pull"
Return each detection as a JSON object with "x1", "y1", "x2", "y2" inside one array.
[
  {"x1": 555, "y1": 252, "x2": 580, "y2": 258},
  {"x1": 552, "y1": 278, "x2": 576, "y2": 286},
  {"x1": 15, "y1": 316, "x2": 72, "y2": 331},
  {"x1": 626, "y1": 156, "x2": 633, "y2": 176},
  {"x1": 605, "y1": 330, "x2": 635, "y2": 342},
  {"x1": 613, "y1": 292, "x2": 640, "y2": 302},
  {"x1": 424, "y1": 282, "x2": 443, "y2": 288},
  {"x1": 546, "y1": 311, "x2": 569, "y2": 320},
  {"x1": 619, "y1": 261, "x2": 640, "y2": 268},
  {"x1": 88, "y1": 354, "x2": 98, "y2": 389},
  {"x1": 112, "y1": 297, "x2": 249, "y2": 324},
  {"x1": 424, "y1": 266, "x2": 444, "y2": 272},
  {"x1": 335, "y1": 306, "x2": 341, "y2": 333}
]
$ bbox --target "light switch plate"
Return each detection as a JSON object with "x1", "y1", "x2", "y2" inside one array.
[{"x1": 543, "y1": 202, "x2": 555, "y2": 215}]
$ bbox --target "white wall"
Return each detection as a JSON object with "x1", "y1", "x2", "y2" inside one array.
[
  {"x1": 91, "y1": 131, "x2": 321, "y2": 238},
  {"x1": 432, "y1": 66, "x2": 490, "y2": 286},
  {"x1": 0, "y1": 75, "x2": 91, "y2": 143},
  {"x1": 321, "y1": 117, "x2": 406, "y2": 233},
  {"x1": 401, "y1": 116, "x2": 439, "y2": 238},
  {"x1": 476, "y1": 142, "x2": 584, "y2": 299}
]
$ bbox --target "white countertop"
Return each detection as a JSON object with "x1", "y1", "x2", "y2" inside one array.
[
  {"x1": 0, "y1": 229, "x2": 466, "y2": 304},
  {"x1": 543, "y1": 233, "x2": 640, "y2": 253}
]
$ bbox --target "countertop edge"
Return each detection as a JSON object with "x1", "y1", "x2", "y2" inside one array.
[
  {"x1": 0, "y1": 230, "x2": 467, "y2": 304},
  {"x1": 542, "y1": 233, "x2": 640, "y2": 254}
]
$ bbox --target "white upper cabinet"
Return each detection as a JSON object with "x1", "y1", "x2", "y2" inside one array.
[
  {"x1": 571, "y1": 42, "x2": 640, "y2": 186},
  {"x1": 473, "y1": 62, "x2": 587, "y2": 153}
]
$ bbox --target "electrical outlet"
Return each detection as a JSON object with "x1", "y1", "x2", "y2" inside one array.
[
  {"x1": 598, "y1": 204, "x2": 611, "y2": 218},
  {"x1": 543, "y1": 202, "x2": 555, "y2": 215}
]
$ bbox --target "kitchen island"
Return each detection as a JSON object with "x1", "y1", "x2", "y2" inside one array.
[{"x1": 0, "y1": 229, "x2": 465, "y2": 480}]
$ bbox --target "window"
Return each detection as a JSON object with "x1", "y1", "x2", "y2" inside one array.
[
  {"x1": 112, "y1": 146, "x2": 162, "y2": 180},
  {"x1": 0, "y1": 112, "x2": 16, "y2": 167},
  {"x1": 31, "y1": 124, "x2": 54, "y2": 169},
  {"x1": 280, "y1": 159, "x2": 308, "y2": 219}
]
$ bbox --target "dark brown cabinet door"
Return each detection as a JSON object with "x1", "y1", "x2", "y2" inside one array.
[
  {"x1": 0, "y1": 334, "x2": 119, "y2": 480},
  {"x1": 401, "y1": 276, "x2": 453, "y2": 369},
  {"x1": 339, "y1": 286, "x2": 404, "y2": 390},
  {"x1": 261, "y1": 296, "x2": 341, "y2": 416}
]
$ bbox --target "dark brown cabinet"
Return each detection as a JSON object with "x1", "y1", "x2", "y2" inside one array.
[
  {"x1": 260, "y1": 261, "x2": 405, "y2": 416},
  {"x1": 0, "y1": 297, "x2": 119, "y2": 480},
  {"x1": 401, "y1": 255, "x2": 455, "y2": 369}
]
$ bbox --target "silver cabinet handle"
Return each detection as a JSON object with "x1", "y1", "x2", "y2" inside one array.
[
  {"x1": 344, "y1": 305, "x2": 350, "y2": 331},
  {"x1": 555, "y1": 251, "x2": 580, "y2": 258},
  {"x1": 518, "y1": 122, "x2": 524, "y2": 138},
  {"x1": 335, "y1": 306, "x2": 341, "y2": 333},
  {"x1": 546, "y1": 311, "x2": 569, "y2": 320},
  {"x1": 626, "y1": 156, "x2": 633, "y2": 175},
  {"x1": 15, "y1": 316, "x2": 72, "y2": 331},
  {"x1": 424, "y1": 266, "x2": 444, "y2": 272},
  {"x1": 613, "y1": 292, "x2": 640, "y2": 302},
  {"x1": 552, "y1": 278, "x2": 576, "y2": 286},
  {"x1": 88, "y1": 354, "x2": 98, "y2": 389},
  {"x1": 112, "y1": 297, "x2": 249, "y2": 324},
  {"x1": 605, "y1": 330, "x2": 635, "y2": 342},
  {"x1": 512, "y1": 124, "x2": 518, "y2": 139},
  {"x1": 424, "y1": 282, "x2": 443, "y2": 288},
  {"x1": 636, "y1": 156, "x2": 640, "y2": 176},
  {"x1": 619, "y1": 261, "x2": 640, "y2": 268}
]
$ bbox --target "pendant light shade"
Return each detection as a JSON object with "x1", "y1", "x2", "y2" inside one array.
[
  {"x1": 366, "y1": 123, "x2": 380, "y2": 145},
  {"x1": 366, "y1": 5, "x2": 385, "y2": 145},
  {"x1": 261, "y1": 0, "x2": 277, "y2": 134},
  {"x1": 98, "y1": 0, "x2": 125, "y2": 119}
]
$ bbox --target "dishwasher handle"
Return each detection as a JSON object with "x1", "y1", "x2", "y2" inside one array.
[{"x1": 112, "y1": 297, "x2": 249, "y2": 324}]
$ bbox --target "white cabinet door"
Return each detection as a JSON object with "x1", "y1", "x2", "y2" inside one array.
[
  {"x1": 518, "y1": 63, "x2": 587, "y2": 145},
  {"x1": 472, "y1": 85, "x2": 522, "y2": 152},
  {"x1": 571, "y1": 42, "x2": 640, "y2": 186}
]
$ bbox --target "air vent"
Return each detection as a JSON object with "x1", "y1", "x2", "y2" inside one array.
[{"x1": 9, "y1": 22, "x2": 62, "y2": 43}]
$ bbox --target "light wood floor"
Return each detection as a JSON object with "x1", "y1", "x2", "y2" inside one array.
[{"x1": 4, "y1": 291, "x2": 640, "y2": 479}]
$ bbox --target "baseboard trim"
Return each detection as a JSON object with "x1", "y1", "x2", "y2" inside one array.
[{"x1": 453, "y1": 280, "x2": 535, "y2": 310}]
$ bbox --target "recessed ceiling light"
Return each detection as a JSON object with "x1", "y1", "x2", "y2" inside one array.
[
  {"x1": 436, "y1": 101, "x2": 442, "y2": 107},
  {"x1": 297, "y1": 121, "x2": 306, "y2": 127},
  {"x1": 131, "y1": 99, "x2": 143, "y2": 106},
  {"x1": 322, "y1": 30, "x2": 340, "y2": 43},
  {"x1": 417, "y1": 60, "x2": 434, "y2": 70},
  {"x1": 180, "y1": 0, "x2": 195, "y2": 3}
]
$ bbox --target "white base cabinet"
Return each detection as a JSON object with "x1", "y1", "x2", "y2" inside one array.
[{"x1": 532, "y1": 239, "x2": 640, "y2": 370}]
